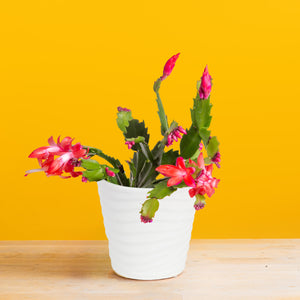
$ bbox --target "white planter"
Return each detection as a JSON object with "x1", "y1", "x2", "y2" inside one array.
[{"x1": 97, "y1": 180, "x2": 196, "y2": 280}]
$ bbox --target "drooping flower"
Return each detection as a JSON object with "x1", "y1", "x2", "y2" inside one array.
[
  {"x1": 156, "y1": 157, "x2": 196, "y2": 187},
  {"x1": 26, "y1": 136, "x2": 88, "y2": 178},
  {"x1": 189, "y1": 152, "x2": 220, "y2": 198},
  {"x1": 166, "y1": 126, "x2": 187, "y2": 147},
  {"x1": 125, "y1": 141, "x2": 135, "y2": 149},
  {"x1": 105, "y1": 167, "x2": 115, "y2": 177},
  {"x1": 160, "y1": 53, "x2": 180, "y2": 81},
  {"x1": 199, "y1": 65, "x2": 212, "y2": 99},
  {"x1": 211, "y1": 151, "x2": 221, "y2": 168}
]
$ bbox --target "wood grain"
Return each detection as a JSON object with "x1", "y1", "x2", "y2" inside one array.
[{"x1": 0, "y1": 240, "x2": 299, "y2": 299}]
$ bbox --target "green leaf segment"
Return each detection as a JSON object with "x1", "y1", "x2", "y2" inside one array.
[{"x1": 180, "y1": 87, "x2": 220, "y2": 161}]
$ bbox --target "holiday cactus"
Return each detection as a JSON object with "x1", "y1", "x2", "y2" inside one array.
[{"x1": 26, "y1": 54, "x2": 220, "y2": 223}]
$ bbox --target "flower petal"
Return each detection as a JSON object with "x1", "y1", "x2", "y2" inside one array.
[
  {"x1": 183, "y1": 173, "x2": 196, "y2": 187},
  {"x1": 167, "y1": 176, "x2": 183, "y2": 186},
  {"x1": 176, "y1": 157, "x2": 186, "y2": 170}
]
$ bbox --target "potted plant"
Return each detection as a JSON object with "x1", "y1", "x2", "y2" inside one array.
[{"x1": 26, "y1": 53, "x2": 220, "y2": 280}]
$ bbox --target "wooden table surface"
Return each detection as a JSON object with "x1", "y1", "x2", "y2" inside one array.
[{"x1": 0, "y1": 239, "x2": 299, "y2": 299}]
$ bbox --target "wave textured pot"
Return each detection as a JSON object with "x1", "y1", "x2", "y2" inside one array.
[{"x1": 97, "y1": 180, "x2": 196, "y2": 280}]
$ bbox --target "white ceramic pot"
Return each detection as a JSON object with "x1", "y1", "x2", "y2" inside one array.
[{"x1": 97, "y1": 180, "x2": 196, "y2": 280}]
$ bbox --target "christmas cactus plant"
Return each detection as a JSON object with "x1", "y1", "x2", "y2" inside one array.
[{"x1": 26, "y1": 54, "x2": 220, "y2": 223}]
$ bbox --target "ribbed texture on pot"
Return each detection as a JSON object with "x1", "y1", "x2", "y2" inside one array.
[{"x1": 97, "y1": 180, "x2": 195, "y2": 280}]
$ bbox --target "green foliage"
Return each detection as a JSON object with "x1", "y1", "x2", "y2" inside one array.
[
  {"x1": 80, "y1": 158, "x2": 100, "y2": 170},
  {"x1": 154, "y1": 78, "x2": 169, "y2": 135},
  {"x1": 140, "y1": 198, "x2": 159, "y2": 220},
  {"x1": 81, "y1": 158, "x2": 119, "y2": 183},
  {"x1": 180, "y1": 126, "x2": 201, "y2": 159},
  {"x1": 124, "y1": 119, "x2": 150, "y2": 151},
  {"x1": 83, "y1": 146, "x2": 129, "y2": 186},
  {"x1": 161, "y1": 149, "x2": 179, "y2": 165},
  {"x1": 199, "y1": 128, "x2": 211, "y2": 147},
  {"x1": 82, "y1": 168, "x2": 105, "y2": 182},
  {"x1": 116, "y1": 110, "x2": 133, "y2": 133},
  {"x1": 206, "y1": 136, "x2": 220, "y2": 159},
  {"x1": 191, "y1": 95, "x2": 213, "y2": 130},
  {"x1": 147, "y1": 179, "x2": 177, "y2": 199}
]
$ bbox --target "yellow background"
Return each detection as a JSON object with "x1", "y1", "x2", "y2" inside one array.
[{"x1": 0, "y1": 0, "x2": 299, "y2": 239}]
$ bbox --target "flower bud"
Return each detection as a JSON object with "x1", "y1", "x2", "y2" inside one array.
[
  {"x1": 160, "y1": 53, "x2": 180, "y2": 81},
  {"x1": 105, "y1": 167, "x2": 115, "y2": 177},
  {"x1": 199, "y1": 65, "x2": 212, "y2": 99}
]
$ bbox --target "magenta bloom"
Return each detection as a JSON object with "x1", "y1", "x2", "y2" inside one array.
[
  {"x1": 105, "y1": 167, "x2": 115, "y2": 177},
  {"x1": 212, "y1": 151, "x2": 221, "y2": 168},
  {"x1": 117, "y1": 107, "x2": 130, "y2": 112},
  {"x1": 125, "y1": 141, "x2": 135, "y2": 149},
  {"x1": 160, "y1": 53, "x2": 180, "y2": 81},
  {"x1": 156, "y1": 157, "x2": 195, "y2": 187},
  {"x1": 199, "y1": 65, "x2": 212, "y2": 99},
  {"x1": 26, "y1": 136, "x2": 88, "y2": 178},
  {"x1": 166, "y1": 126, "x2": 187, "y2": 146},
  {"x1": 189, "y1": 153, "x2": 220, "y2": 198},
  {"x1": 140, "y1": 215, "x2": 153, "y2": 223}
]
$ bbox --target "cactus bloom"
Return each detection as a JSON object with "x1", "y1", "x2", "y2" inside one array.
[
  {"x1": 166, "y1": 126, "x2": 187, "y2": 147},
  {"x1": 160, "y1": 53, "x2": 180, "y2": 81},
  {"x1": 189, "y1": 153, "x2": 220, "y2": 198},
  {"x1": 26, "y1": 136, "x2": 88, "y2": 178},
  {"x1": 125, "y1": 141, "x2": 135, "y2": 149},
  {"x1": 199, "y1": 65, "x2": 212, "y2": 99},
  {"x1": 156, "y1": 157, "x2": 196, "y2": 187}
]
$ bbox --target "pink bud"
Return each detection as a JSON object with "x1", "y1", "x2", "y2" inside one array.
[
  {"x1": 118, "y1": 107, "x2": 130, "y2": 112},
  {"x1": 177, "y1": 126, "x2": 187, "y2": 135},
  {"x1": 160, "y1": 53, "x2": 180, "y2": 81},
  {"x1": 105, "y1": 167, "x2": 115, "y2": 177},
  {"x1": 82, "y1": 176, "x2": 88, "y2": 183},
  {"x1": 199, "y1": 65, "x2": 212, "y2": 99},
  {"x1": 199, "y1": 143, "x2": 203, "y2": 151},
  {"x1": 211, "y1": 151, "x2": 221, "y2": 168},
  {"x1": 194, "y1": 202, "x2": 205, "y2": 210},
  {"x1": 125, "y1": 141, "x2": 135, "y2": 149},
  {"x1": 140, "y1": 215, "x2": 153, "y2": 223}
]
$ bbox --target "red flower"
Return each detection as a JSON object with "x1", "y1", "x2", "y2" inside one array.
[
  {"x1": 156, "y1": 157, "x2": 195, "y2": 187},
  {"x1": 26, "y1": 136, "x2": 88, "y2": 178},
  {"x1": 189, "y1": 153, "x2": 220, "y2": 198},
  {"x1": 199, "y1": 65, "x2": 212, "y2": 99},
  {"x1": 160, "y1": 53, "x2": 180, "y2": 81}
]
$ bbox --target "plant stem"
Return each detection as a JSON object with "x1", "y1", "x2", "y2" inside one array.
[{"x1": 83, "y1": 146, "x2": 129, "y2": 186}]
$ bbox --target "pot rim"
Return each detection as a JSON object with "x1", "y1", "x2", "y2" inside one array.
[{"x1": 97, "y1": 179, "x2": 190, "y2": 193}]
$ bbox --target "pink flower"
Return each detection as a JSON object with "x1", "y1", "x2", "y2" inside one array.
[
  {"x1": 156, "y1": 157, "x2": 196, "y2": 187},
  {"x1": 125, "y1": 141, "x2": 135, "y2": 149},
  {"x1": 166, "y1": 126, "x2": 187, "y2": 146},
  {"x1": 82, "y1": 176, "x2": 88, "y2": 183},
  {"x1": 26, "y1": 136, "x2": 88, "y2": 178},
  {"x1": 140, "y1": 215, "x2": 153, "y2": 223},
  {"x1": 211, "y1": 151, "x2": 221, "y2": 168},
  {"x1": 160, "y1": 53, "x2": 180, "y2": 81},
  {"x1": 194, "y1": 201, "x2": 205, "y2": 210},
  {"x1": 199, "y1": 65, "x2": 212, "y2": 99},
  {"x1": 189, "y1": 153, "x2": 220, "y2": 198},
  {"x1": 105, "y1": 167, "x2": 115, "y2": 177},
  {"x1": 117, "y1": 107, "x2": 130, "y2": 112}
]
